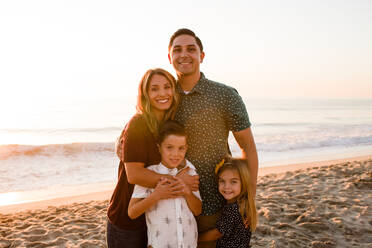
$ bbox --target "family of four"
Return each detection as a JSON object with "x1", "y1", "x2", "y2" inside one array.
[{"x1": 106, "y1": 28, "x2": 259, "y2": 248}]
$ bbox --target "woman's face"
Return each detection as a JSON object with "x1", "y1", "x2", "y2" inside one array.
[{"x1": 147, "y1": 74, "x2": 173, "y2": 115}]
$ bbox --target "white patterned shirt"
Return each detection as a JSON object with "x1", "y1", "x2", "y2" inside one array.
[{"x1": 131, "y1": 160, "x2": 201, "y2": 248}]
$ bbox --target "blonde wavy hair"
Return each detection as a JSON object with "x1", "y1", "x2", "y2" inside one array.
[
  {"x1": 137, "y1": 68, "x2": 179, "y2": 138},
  {"x1": 216, "y1": 157, "x2": 258, "y2": 231}
]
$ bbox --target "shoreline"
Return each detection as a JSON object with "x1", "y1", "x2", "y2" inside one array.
[{"x1": 1, "y1": 154, "x2": 371, "y2": 215}]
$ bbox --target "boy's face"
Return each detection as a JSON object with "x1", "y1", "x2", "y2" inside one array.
[
  {"x1": 168, "y1": 34, "x2": 204, "y2": 77},
  {"x1": 159, "y1": 135, "x2": 187, "y2": 169}
]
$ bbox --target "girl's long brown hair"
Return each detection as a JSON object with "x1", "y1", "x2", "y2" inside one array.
[
  {"x1": 136, "y1": 68, "x2": 179, "y2": 138},
  {"x1": 217, "y1": 157, "x2": 258, "y2": 231}
]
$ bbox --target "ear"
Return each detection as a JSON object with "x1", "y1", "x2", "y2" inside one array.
[
  {"x1": 157, "y1": 143, "x2": 161, "y2": 153},
  {"x1": 168, "y1": 53, "x2": 172, "y2": 64},
  {"x1": 200, "y1": 52, "x2": 205, "y2": 63}
]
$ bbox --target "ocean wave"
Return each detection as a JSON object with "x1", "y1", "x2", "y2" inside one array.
[
  {"x1": 256, "y1": 122, "x2": 313, "y2": 127},
  {"x1": 256, "y1": 135, "x2": 372, "y2": 152},
  {"x1": 0, "y1": 143, "x2": 115, "y2": 160},
  {"x1": 1, "y1": 127, "x2": 122, "y2": 133}
]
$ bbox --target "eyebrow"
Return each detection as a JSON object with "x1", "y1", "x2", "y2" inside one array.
[
  {"x1": 173, "y1": 44, "x2": 197, "y2": 49},
  {"x1": 226, "y1": 177, "x2": 240, "y2": 181}
]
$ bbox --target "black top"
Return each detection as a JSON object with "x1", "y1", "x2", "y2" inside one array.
[
  {"x1": 107, "y1": 114, "x2": 161, "y2": 230},
  {"x1": 216, "y1": 202, "x2": 252, "y2": 248}
]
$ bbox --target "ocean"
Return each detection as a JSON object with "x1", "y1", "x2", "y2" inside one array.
[{"x1": 1, "y1": 97, "x2": 372, "y2": 195}]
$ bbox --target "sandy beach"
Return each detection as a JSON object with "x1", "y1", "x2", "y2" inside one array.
[{"x1": 1, "y1": 156, "x2": 371, "y2": 247}]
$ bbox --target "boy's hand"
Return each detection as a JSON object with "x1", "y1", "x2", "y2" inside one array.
[{"x1": 176, "y1": 167, "x2": 199, "y2": 191}]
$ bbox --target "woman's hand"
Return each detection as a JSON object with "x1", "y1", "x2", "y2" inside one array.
[
  {"x1": 176, "y1": 167, "x2": 199, "y2": 191},
  {"x1": 173, "y1": 177, "x2": 192, "y2": 196},
  {"x1": 151, "y1": 177, "x2": 184, "y2": 200}
]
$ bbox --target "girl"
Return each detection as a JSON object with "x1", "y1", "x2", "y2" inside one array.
[
  {"x1": 106, "y1": 68, "x2": 199, "y2": 248},
  {"x1": 128, "y1": 120, "x2": 202, "y2": 248},
  {"x1": 198, "y1": 157, "x2": 257, "y2": 248}
]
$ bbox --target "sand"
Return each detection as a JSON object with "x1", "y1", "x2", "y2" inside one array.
[
  {"x1": 253, "y1": 159, "x2": 372, "y2": 248},
  {"x1": 1, "y1": 157, "x2": 371, "y2": 248}
]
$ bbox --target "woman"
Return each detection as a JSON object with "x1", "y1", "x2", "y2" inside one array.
[{"x1": 106, "y1": 68, "x2": 198, "y2": 247}]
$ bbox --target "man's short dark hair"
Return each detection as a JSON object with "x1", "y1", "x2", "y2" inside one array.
[{"x1": 168, "y1": 28, "x2": 203, "y2": 53}]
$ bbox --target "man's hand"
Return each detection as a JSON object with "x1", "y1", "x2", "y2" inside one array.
[
  {"x1": 176, "y1": 167, "x2": 199, "y2": 191},
  {"x1": 115, "y1": 134, "x2": 124, "y2": 161}
]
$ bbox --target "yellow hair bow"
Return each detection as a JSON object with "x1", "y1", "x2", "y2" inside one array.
[{"x1": 215, "y1": 159, "x2": 225, "y2": 174}]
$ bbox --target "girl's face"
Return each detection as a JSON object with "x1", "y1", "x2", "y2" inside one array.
[
  {"x1": 218, "y1": 169, "x2": 241, "y2": 203},
  {"x1": 147, "y1": 74, "x2": 173, "y2": 117},
  {"x1": 158, "y1": 134, "x2": 187, "y2": 169}
]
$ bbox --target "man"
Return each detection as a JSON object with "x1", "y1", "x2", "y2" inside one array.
[{"x1": 168, "y1": 28, "x2": 258, "y2": 248}]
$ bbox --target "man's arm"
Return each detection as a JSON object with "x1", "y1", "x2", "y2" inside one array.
[{"x1": 233, "y1": 127, "x2": 258, "y2": 196}]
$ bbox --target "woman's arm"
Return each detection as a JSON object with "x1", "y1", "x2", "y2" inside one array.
[
  {"x1": 125, "y1": 162, "x2": 183, "y2": 196},
  {"x1": 125, "y1": 162, "x2": 165, "y2": 187},
  {"x1": 198, "y1": 228, "x2": 222, "y2": 242}
]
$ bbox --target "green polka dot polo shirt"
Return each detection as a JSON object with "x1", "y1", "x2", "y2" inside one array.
[{"x1": 175, "y1": 72, "x2": 251, "y2": 215}]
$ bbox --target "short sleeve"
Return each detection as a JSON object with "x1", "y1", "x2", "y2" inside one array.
[
  {"x1": 131, "y1": 184, "x2": 152, "y2": 198},
  {"x1": 226, "y1": 88, "x2": 251, "y2": 132},
  {"x1": 192, "y1": 190, "x2": 202, "y2": 200},
  {"x1": 122, "y1": 116, "x2": 149, "y2": 163},
  {"x1": 189, "y1": 170, "x2": 201, "y2": 200},
  {"x1": 185, "y1": 162, "x2": 202, "y2": 200}
]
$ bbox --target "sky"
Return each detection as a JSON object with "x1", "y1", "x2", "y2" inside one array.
[{"x1": 0, "y1": 0, "x2": 371, "y2": 106}]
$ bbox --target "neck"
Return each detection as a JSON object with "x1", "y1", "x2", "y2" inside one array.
[
  {"x1": 177, "y1": 72, "x2": 201, "y2": 92},
  {"x1": 227, "y1": 198, "x2": 237, "y2": 204},
  {"x1": 153, "y1": 109, "x2": 165, "y2": 122}
]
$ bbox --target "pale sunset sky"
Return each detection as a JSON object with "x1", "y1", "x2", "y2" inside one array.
[{"x1": 0, "y1": 0, "x2": 371, "y2": 106}]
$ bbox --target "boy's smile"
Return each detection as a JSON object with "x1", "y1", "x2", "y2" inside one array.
[{"x1": 158, "y1": 134, "x2": 187, "y2": 169}]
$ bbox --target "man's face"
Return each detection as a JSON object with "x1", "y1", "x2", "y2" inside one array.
[{"x1": 168, "y1": 34, "x2": 204, "y2": 77}]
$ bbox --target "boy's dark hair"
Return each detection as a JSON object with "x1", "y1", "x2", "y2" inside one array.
[
  {"x1": 157, "y1": 120, "x2": 187, "y2": 144},
  {"x1": 168, "y1": 28, "x2": 203, "y2": 53}
]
